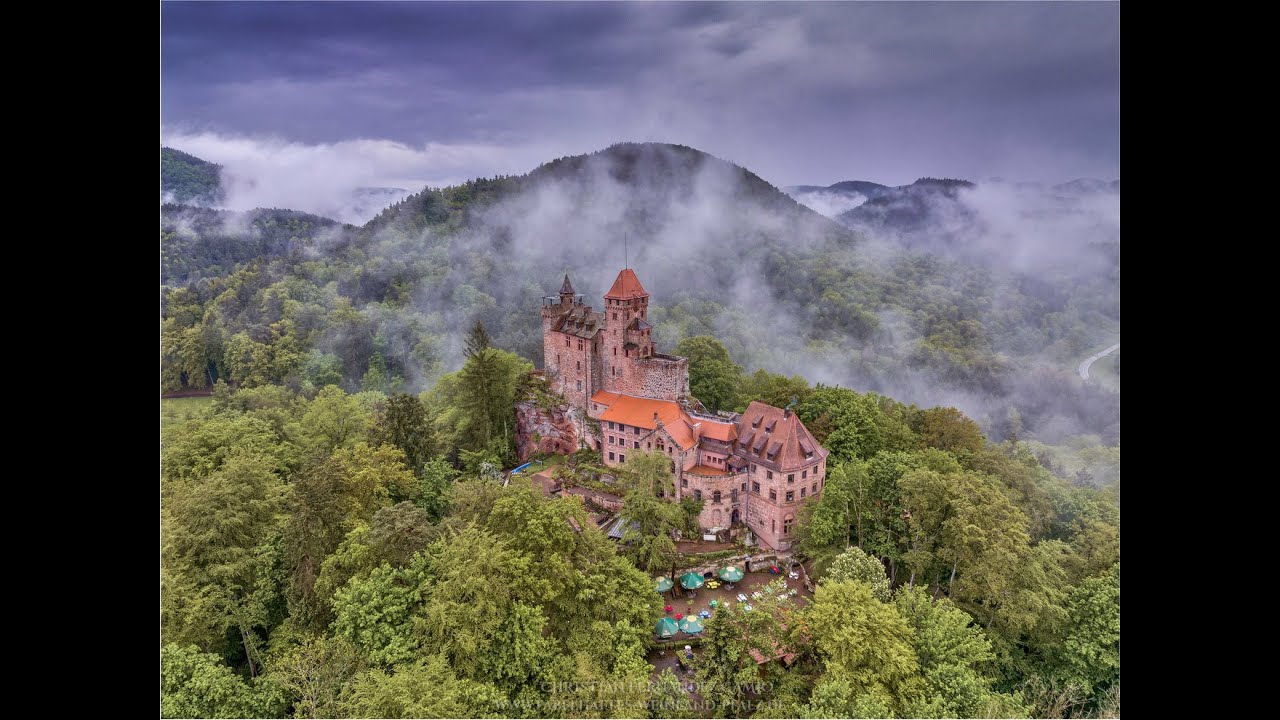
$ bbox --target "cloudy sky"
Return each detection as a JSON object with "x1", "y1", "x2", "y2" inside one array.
[{"x1": 162, "y1": 1, "x2": 1119, "y2": 203}]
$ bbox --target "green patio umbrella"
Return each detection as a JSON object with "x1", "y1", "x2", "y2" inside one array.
[
  {"x1": 679, "y1": 616, "x2": 705, "y2": 634},
  {"x1": 655, "y1": 617, "x2": 679, "y2": 639},
  {"x1": 655, "y1": 576, "x2": 674, "y2": 593},
  {"x1": 717, "y1": 566, "x2": 745, "y2": 583},
  {"x1": 680, "y1": 572, "x2": 706, "y2": 590}
]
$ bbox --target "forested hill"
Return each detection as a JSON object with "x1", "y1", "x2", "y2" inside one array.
[
  {"x1": 837, "y1": 177, "x2": 977, "y2": 234},
  {"x1": 161, "y1": 142, "x2": 1117, "y2": 445},
  {"x1": 161, "y1": 147, "x2": 225, "y2": 206}
]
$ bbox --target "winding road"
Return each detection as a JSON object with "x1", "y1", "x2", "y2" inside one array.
[{"x1": 1078, "y1": 342, "x2": 1120, "y2": 381}]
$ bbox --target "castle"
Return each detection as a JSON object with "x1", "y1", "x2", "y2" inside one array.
[{"x1": 539, "y1": 269, "x2": 828, "y2": 551}]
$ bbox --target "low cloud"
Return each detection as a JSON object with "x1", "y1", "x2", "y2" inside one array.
[{"x1": 162, "y1": 131, "x2": 569, "y2": 223}]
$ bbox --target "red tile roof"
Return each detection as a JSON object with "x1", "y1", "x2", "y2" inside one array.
[
  {"x1": 699, "y1": 420, "x2": 738, "y2": 442},
  {"x1": 597, "y1": 393, "x2": 695, "y2": 448},
  {"x1": 733, "y1": 401, "x2": 828, "y2": 470},
  {"x1": 604, "y1": 268, "x2": 649, "y2": 300},
  {"x1": 591, "y1": 390, "x2": 622, "y2": 407}
]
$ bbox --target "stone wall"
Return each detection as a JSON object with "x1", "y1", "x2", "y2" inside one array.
[
  {"x1": 635, "y1": 355, "x2": 689, "y2": 401},
  {"x1": 685, "y1": 470, "x2": 747, "y2": 529}
]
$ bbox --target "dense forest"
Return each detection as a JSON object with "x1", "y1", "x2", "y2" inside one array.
[
  {"x1": 160, "y1": 143, "x2": 1118, "y2": 449},
  {"x1": 162, "y1": 147, "x2": 226, "y2": 206},
  {"x1": 161, "y1": 143, "x2": 1118, "y2": 716},
  {"x1": 161, "y1": 332, "x2": 1118, "y2": 717}
]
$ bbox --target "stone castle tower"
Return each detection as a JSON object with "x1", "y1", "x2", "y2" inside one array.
[
  {"x1": 536, "y1": 267, "x2": 826, "y2": 552},
  {"x1": 540, "y1": 269, "x2": 689, "y2": 409}
]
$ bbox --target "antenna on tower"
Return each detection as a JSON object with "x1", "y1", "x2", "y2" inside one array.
[{"x1": 624, "y1": 232, "x2": 629, "y2": 269}]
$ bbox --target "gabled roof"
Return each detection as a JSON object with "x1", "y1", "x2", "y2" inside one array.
[
  {"x1": 604, "y1": 268, "x2": 649, "y2": 300},
  {"x1": 597, "y1": 393, "x2": 694, "y2": 449},
  {"x1": 552, "y1": 306, "x2": 602, "y2": 339},
  {"x1": 732, "y1": 400, "x2": 828, "y2": 470}
]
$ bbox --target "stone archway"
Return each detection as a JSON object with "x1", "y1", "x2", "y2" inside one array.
[{"x1": 731, "y1": 508, "x2": 740, "y2": 525}]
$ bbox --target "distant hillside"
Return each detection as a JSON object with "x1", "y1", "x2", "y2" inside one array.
[
  {"x1": 1053, "y1": 178, "x2": 1121, "y2": 195},
  {"x1": 161, "y1": 205, "x2": 343, "y2": 284},
  {"x1": 837, "y1": 177, "x2": 977, "y2": 235},
  {"x1": 785, "y1": 180, "x2": 892, "y2": 218},
  {"x1": 161, "y1": 147, "x2": 225, "y2": 206},
  {"x1": 161, "y1": 142, "x2": 1119, "y2": 444}
]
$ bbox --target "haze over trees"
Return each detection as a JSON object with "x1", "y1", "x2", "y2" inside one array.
[
  {"x1": 161, "y1": 142, "x2": 1118, "y2": 718},
  {"x1": 161, "y1": 142, "x2": 1119, "y2": 448}
]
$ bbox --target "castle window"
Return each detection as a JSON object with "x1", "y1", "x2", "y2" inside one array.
[
  {"x1": 635, "y1": 427, "x2": 641, "y2": 435},
  {"x1": 613, "y1": 312, "x2": 618, "y2": 320},
  {"x1": 786, "y1": 490, "x2": 794, "y2": 502},
  {"x1": 802, "y1": 470, "x2": 807, "y2": 479},
  {"x1": 694, "y1": 489, "x2": 702, "y2": 501},
  {"x1": 788, "y1": 474, "x2": 795, "y2": 483},
  {"x1": 613, "y1": 347, "x2": 617, "y2": 356},
  {"x1": 609, "y1": 422, "x2": 615, "y2": 430},
  {"x1": 619, "y1": 454, "x2": 626, "y2": 463},
  {"x1": 769, "y1": 489, "x2": 777, "y2": 502},
  {"x1": 811, "y1": 484, "x2": 817, "y2": 495},
  {"x1": 772, "y1": 519, "x2": 776, "y2": 533},
  {"x1": 608, "y1": 436, "x2": 614, "y2": 445},
  {"x1": 801, "y1": 487, "x2": 807, "y2": 498},
  {"x1": 682, "y1": 478, "x2": 688, "y2": 487},
  {"x1": 767, "y1": 471, "x2": 773, "y2": 480},
  {"x1": 634, "y1": 441, "x2": 639, "y2": 449},
  {"x1": 647, "y1": 442, "x2": 651, "y2": 449},
  {"x1": 565, "y1": 338, "x2": 570, "y2": 347},
  {"x1": 609, "y1": 452, "x2": 616, "y2": 461},
  {"x1": 752, "y1": 481, "x2": 760, "y2": 493},
  {"x1": 576, "y1": 361, "x2": 581, "y2": 370},
  {"x1": 741, "y1": 482, "x2": 746, "y2": 492},
  {"x1": 750, "y1": 464, "x2": 757, "y2": 473},
  {"x1": 712, "y1": 490, "x2": 721, "y2": 504},
  {"x1": 667, "y1": 447, "x2": 672, "y2": 454},
  {"x1": 577, "y1": 381, "x2": 582, "y2": 391},
  {"x1": 784, "y1": 518, "x2": 793, "y2": 535}
]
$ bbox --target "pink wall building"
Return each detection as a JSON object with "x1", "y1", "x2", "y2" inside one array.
[{"x1": 540, "y1": 269, "x2": 828, "y2": 551}]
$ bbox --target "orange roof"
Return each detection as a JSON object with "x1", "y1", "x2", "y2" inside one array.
[
  {"x1": 604, "y1": 268, "x2": 649, "y2": 300},
  {"x1": 598, "y1": 394, "x2": 695, "y2": 449},
  {"x1": 591, "y1": 390, "x2": 622, "y2": 407},
  {"x1": 699, "y1": 420, "x2": 738, "y2": 443}
]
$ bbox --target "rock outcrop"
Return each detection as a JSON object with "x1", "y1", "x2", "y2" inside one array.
[{"x1": 515, "y1": 400, "x2": 579, "y2": 461}]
